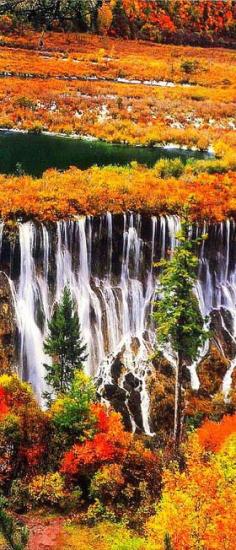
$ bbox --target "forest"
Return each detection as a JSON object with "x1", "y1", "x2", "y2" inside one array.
[
  {"x1": 0, "y1": 1, "x2": 235, "y2": 47},
  {"x1": 0, "y1": 2, "x2": 235, "y2": 550}
]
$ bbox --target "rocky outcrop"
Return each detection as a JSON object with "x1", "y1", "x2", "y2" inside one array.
[{"x1": 0, "y1": 271, "x2": 18, "y2": 373}]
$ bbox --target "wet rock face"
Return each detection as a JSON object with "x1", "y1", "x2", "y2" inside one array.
[
  {"x1": 197, "y1": 344, "x2": 229, "y2": 395},
  {"x1": 210, "y1": 309, "x2": 236, "y2": 359},
  {"x1": 148, "y1": 343, "x2": 234, "y2": 440},
  {"x1": 0, "y1": 272, "x2": 18, "y2": 373},
  {"x1": 97, "y1": 351, "x2": 146, "y2": 434}
]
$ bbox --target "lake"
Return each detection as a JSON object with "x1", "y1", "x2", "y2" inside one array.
[{"x1": 0, "y1": 131, "x2": 212, "y2": 177}]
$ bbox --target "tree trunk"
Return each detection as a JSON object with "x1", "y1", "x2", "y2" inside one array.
[{"x1": 173, "y1": 352, "x2": 184, "y2": 453}]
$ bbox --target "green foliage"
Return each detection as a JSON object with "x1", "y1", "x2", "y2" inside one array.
[
  {"x1": 0, "y1": 412, "x2": 20, "y2": 444},
  {"x1": 28, "y1": 472, "x2": 70, "y2": 508},
  {"x1": 10, "y1": 480, "x2": 30, "y2": 513},
  {"x1": 186, "y1": 158, "x2": 228, "y2": 175},
  {"x1": 0, "y1": 495, "x2": 28, "y2": 550},
  {"x1": 51, "y1": 370, "x2": 96, "y2": 442},
  {"x1": 43, "y1": 286, "x2": 87, "y2": 403},
  {"x1": 110, "y1": 534, "x2": 145, "y2": 550},
  {"x1": 14, "y1": 97, "x2": 36, "y2": 110},
  {"x1": 154, "y1": 218, "x2": 208, "y2": 450},
  {"x1": 180, "y1": 60, "x2": 198, "y2": 74},
  {"x1": 86, "y1": 499, "x2": 117, "y2": 525},
  {"x1": 0, "y1": 0, "x2": 100, "y2": 31},
  {"x1": 216, "y1": 433, "x2": 236, "y2": 483},
  {"x1": 154, "y1": 220, "x2": 208, "y2": 363},
  {"x1": 154, "y1": 158, "x2": 185, "y2": 179}
]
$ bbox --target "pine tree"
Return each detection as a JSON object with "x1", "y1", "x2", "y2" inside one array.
[
  {"x1": 43, "y1": 286, "x2": 87, "y2": 403},
  {"x1": 154, "y1": 218, "x2": 208, "y2": 452}
]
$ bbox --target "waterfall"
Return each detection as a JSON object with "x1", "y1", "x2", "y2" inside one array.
[
  {"x1": 1, "y1": 214, "x2": 236, "y2": 430},
  {"x1": 14, "y1": 223, "x2": 48, "y2": 397}
]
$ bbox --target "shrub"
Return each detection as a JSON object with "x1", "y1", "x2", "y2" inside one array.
[
  {"x1": 153, "y1": 158, "x2": 184, "y2": 179},
  {"x1": 14, "y1": 97, "x2": 36, "y2": 110},
  {"x1": 86, "y1": 499, "x2": 117, "y2": 525},
  {"x1": 60, "y1": 405, "x2": 131, "y2": 477},
  {"x1": 216, "y1": 434, "x2": 236, "y2": 483},
  {"x1": 0, "y1": 375, "x2": 50, "y2": 483},
  {"x1": 0, "y1": 15, "x2": 14, "y2": 34},
  {"x1": 180, "y1": 60, "x2": 198, "y2": 74},
  {"x1": 10, "y1": 480, "x2": 30, "y2": 513},
  {"x1": 51, "y1": 371, "x2": 96, "y2": 443},
  {"x1": 197, "y1": 414, "x2": 236, "y2": 453},
  {"x1": 0, "y1": 495, "x2": 28, "y2": 549},
  {"x1": 90, "y1": 464, "x2": 125, "y2": 504},
  {"x1": 28, "y1": 472, "x2": 76, "y2": 509}
]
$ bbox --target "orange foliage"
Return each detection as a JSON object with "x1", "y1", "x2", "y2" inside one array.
[
  {"x1": 0, "y1": 375, "x2": 50, "y2": 481},
  {"x1": 61, "y1": 404, "x2": 131, "y2": 476},
  {"x1": 0, "y1": 34, "x2": 235, "y2": 151},
  {"x1": 197, "y1": 413, "x2": 236, "y2": 452},
  {"x1": 121, "y1": 0, "x2": 235, "y2": 45},
  {"x1": 0, "y1": 165, "x2": 235, "y2": 222},
  {"x1": 147, "y1": 431, "x2": 236, "y2": 549}
]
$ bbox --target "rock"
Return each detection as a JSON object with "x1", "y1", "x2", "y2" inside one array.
[
  {"x1": 0, "y1": 272, "x2": 18, "y2": 373},
  {"x1": 210, "y1": 308, "x2": 236, "y2": 359},
  {"x1": 110, "y1": 354, "x2": 123, "y2": 384},
  {"x1": 197, "y1": 344, "x2": 229, "y2": 395},
  {"x1": 123, "y1": 372, "x2": 140, "y2": 391},
  {"x1": 128, "y1": 390, "x2": 143, "y2": 432},
  {"x1": 130, "y1": 336, "x2": 140, "y2": 356},
  {"x1": 101, "y1": 383, "x2": 132, "y2": 431}
]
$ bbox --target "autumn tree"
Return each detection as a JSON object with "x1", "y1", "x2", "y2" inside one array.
[
  {"x1": 154, "y1": 218, "x2": 208, "y2": 452},
  {"x1": 97, "y1": 1, "x2": 113, "y2": 35},
  {"x1": 43, "y1": 286, "x2": 87, "y2": 403},
  {"x1": 146, "y1": 430, "x2": 236, "y2": 550}
]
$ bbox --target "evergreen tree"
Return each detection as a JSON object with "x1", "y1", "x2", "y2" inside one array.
[
  {"x1": 112, "y1": 0, "x2": 130, "y2": 38},
  {"x1": 154, "y1": 218, "x2": 208, "y2": 452},
  {"x1": 43, "y1": 286, "x2": 87, "y2": 403}
]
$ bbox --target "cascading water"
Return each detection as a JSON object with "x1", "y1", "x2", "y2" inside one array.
[{"x1": 0, "y1": 214, "x2": 236, "y2": 431}]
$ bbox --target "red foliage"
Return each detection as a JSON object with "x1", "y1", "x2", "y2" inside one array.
[
  {"x1": 61, "y1": 404, "x2": 131, "y2": 476},
  {"x1": 197, "y1": 414, "x2": 236, "y2": 452},
  {"x1": 91, "y1": 403, "x2": 110, "y2": 433},
  {"x1": 0, "y1": 386, "x2": 9, "y2": 418},
  {"x1": 19, "y1": 444, "x2": 46, "y2": 468},
  {"x1": 61, "y1": 433, "x2": 125, "y2": 475},
  {"x1": 121, "y1": 0, "x2": 235, "y2": 43}
]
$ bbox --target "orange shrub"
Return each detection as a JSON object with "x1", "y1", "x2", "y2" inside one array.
[{"x1": 197, "y1": 413, "x2": 236, "y2": 452}]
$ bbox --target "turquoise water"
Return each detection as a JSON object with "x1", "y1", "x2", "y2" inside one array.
[{"x1": 0, "y1": 131, "x2": 212, "y2": 177}]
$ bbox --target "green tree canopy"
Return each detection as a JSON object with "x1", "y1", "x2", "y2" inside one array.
[
  {"x1": 51, "y1": 370, "x2": 96, "y2": 442},
  {"x1": 43, "y1": 286, "x2": 87, "y2": 403},
  {"x1": 154, "y1": 219, "x2": 208, "y2": 451}
]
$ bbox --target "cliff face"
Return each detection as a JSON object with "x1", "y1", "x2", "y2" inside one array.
[
  {"x1": 0, "y1": 271, "x2": 18, "y2": 373},
  {"x1": 0, "y1": 214, "x2": 235, "y2": 431}
]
